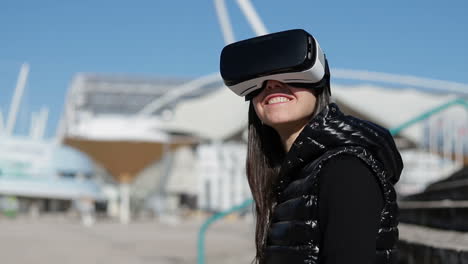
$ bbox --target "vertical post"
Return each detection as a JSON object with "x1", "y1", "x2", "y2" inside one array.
[
  {"x1": 447, "y1": 117, "x2": 454, "y2": 163},
  {"x1": 443, "y1": 116, "x2": 451, "y2": 165},
  {"x1": 240, "y1": 147, "x2": 249, "y2": 200},
  {"x1": 107, "y1": 188, "x2": 120, "y2": 219},
  {"x1": 214, "y1": 143, "x2": 222, "y2": 211},
  {"x1": 209, "y1": 143, "x2": 220, "y2": 211},
  {"x1": 455, "y1": 104, "x2": 466, "y2": 166},
  {"x1": 36, "y1": 107, "x2": 49, "y2": 139},
  {"x1": 119, "y1": 173, "x2": 132, "y2": 224},
  {"x1": 29, "y1": 112, "x2": 37, "y2": 138},
  {"x1": 434, "y1": 117, "x2": 441, "y2": 172},
  {"x1": 233, "y1": 147, "x2": 243, "y2": 205},
  {"x1": 6, "y1": 63, "x2": 29, "y2": 136},
  {"x1": 455, "y1": 119, "x2": 465, "y2": 166},
  {"x1": 196, "y1": 145, "x2": 207, "y2": 210},
  {"x1": 428, "y1": 116, "x2": 435, "y2": 155},
  {"x1": 221, "y1": 146, "x2": 231, "y2": 210}
]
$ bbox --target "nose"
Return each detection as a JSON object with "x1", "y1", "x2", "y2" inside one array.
[{"x1": 264, "y1": 80, "x2": 285, "y2": 90}]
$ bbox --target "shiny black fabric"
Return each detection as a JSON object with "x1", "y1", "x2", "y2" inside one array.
[{"x1": 264, "y1": 103, "x2": 403, "y2": 264}]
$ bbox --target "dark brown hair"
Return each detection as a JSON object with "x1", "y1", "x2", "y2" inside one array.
[{"x1": 246, "y1": 86, "x2": 331, "y2": 264}]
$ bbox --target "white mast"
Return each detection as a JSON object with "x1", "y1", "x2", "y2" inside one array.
[
  {"x1": 36, "y1": 107, "x2": 49, "y2": 139},
  {"x1": 30, "y1": 107, "x2": 49, "y2": 140},
  {"x1": 6, "y1": 63, "x2": 30, "y2": 136},
  {"x1": 213, "y1": 0, "x2": 236, "y2": 44},
  {"x1": 29, "y1": 111, "x2": 37, "y2": 138},
  {"x1": 235, "y1": 0, "x2": 268, "y2": 36}
]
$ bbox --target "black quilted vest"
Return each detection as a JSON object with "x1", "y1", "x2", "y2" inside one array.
[{"x1": 264, "y1": 103, "x2": 403, "y2": 264}]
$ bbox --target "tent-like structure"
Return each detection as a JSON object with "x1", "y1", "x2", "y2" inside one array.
[
  {"x1": 60, "y1": 73, "x2": 242, "y2": 221},
  {"x1": 61, "y1": 72, "x2": 467, "y2": 220}
]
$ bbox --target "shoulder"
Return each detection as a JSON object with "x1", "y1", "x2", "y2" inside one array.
[
  {"x1": 318, "y1": 153, "x2": 383, "y2": 207},
  {"x1": 300, "y1": 151, "x2": 375, "y2": 184},
  {"x1": 278, "y1": 150, "x2": 379, "y2": 202},
  {"x1": 319, "y1": 153, "x2": 377, "y2": 187},
  {"x1": 320, "y1": 153, "x2": 373, "y2": 178}
]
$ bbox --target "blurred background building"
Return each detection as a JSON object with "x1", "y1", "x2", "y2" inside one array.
[
  {"x1": 0, "y1": 0, "x2": 467, "y2": 263},
  {"x1": 56, "y1": 68, "x2": 467, "y2": 225},
  {"x1": 0, "y1": 64, "x2": 107, "y2": 222},
  {"x1": 59, "y1": 72, "x2": 250, "y2": 223}
]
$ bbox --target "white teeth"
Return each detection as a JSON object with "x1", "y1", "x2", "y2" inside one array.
[{"x1": 267, "y1": 97, "x2": 290, "y2": 104}]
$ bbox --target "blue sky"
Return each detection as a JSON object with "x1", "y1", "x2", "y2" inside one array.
[{"x1": 0, "y1": 0, "x2": 467, "y2": 137}]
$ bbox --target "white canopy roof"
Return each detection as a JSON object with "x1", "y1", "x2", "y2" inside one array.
[
  {"x1": 67, "y1": 115, "x2": 170, "y2": 142},
  {"x1": 63, "y1": 73, "x2": 464, "y2": 145},
  {"x1": 157, "y1": 83, "x2": 461, "y2": 144},
  {"x1": 159, "y1": 86, "x2": 249, "y2": 141},
  {"x1": 332, "y1": 84, "x2": 459, "y2": 144}
]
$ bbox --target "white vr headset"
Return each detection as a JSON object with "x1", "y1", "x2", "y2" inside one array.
[{"x1": 220, "y1": 29, "x2": 330, "y2": 100}]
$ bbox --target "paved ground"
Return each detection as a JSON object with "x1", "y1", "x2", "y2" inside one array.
[{"x1": 0, "y1": 215, "x2": 256, "y2": 264}]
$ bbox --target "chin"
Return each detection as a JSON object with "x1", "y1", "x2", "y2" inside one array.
[{"x1": 265, "y1": 116, "x2": 308, "y2": 128}]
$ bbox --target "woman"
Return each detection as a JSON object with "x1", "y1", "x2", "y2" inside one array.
[{"x1": 220, "y1": 29, "x2": 403, "y2": 264}]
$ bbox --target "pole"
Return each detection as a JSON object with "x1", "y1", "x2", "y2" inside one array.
[
  {"x1": 37, "y1": 107, "x2": 49, "y2": 139},
  {"x1": 29, "y1": 111, "x2": 37, "y2": 138},
  {"x1": 235, "y1": 0, "x2": 268, "y2": 36},
  {"x1": 119, "y1": 173, "x2": 132, "y2": 224},
  {"x1": 213, "y1": 0, "x2": 235, "y2": 44},
  {"x1": 6, "y1": 63, "x2": 29, "y2": 136}
]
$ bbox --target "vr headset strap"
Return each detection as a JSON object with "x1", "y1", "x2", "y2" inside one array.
[{"x1": 288, "y1": 58, "x2": 331, "y2": 96}]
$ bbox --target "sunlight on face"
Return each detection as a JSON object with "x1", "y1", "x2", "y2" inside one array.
[{"x1": 253, "y1": 80, "x2": 317, "y2": 131}]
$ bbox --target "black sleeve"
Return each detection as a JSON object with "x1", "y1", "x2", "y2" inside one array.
[{"x1": 318, "y1": 154, "x2": 384, "y2": 264}]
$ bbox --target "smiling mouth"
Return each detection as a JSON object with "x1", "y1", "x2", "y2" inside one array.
[{"x1": 267, "y1": 96, "x2": 291, "y2": 105}]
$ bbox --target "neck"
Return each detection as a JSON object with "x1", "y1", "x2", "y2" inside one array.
[{"x1": 275, "y1": 118, "x2": 309, "y2": 152}]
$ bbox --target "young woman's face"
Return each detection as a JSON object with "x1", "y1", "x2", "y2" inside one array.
[{"x1": 252, "y1": 80, "x2": 317, "y2": 130}]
